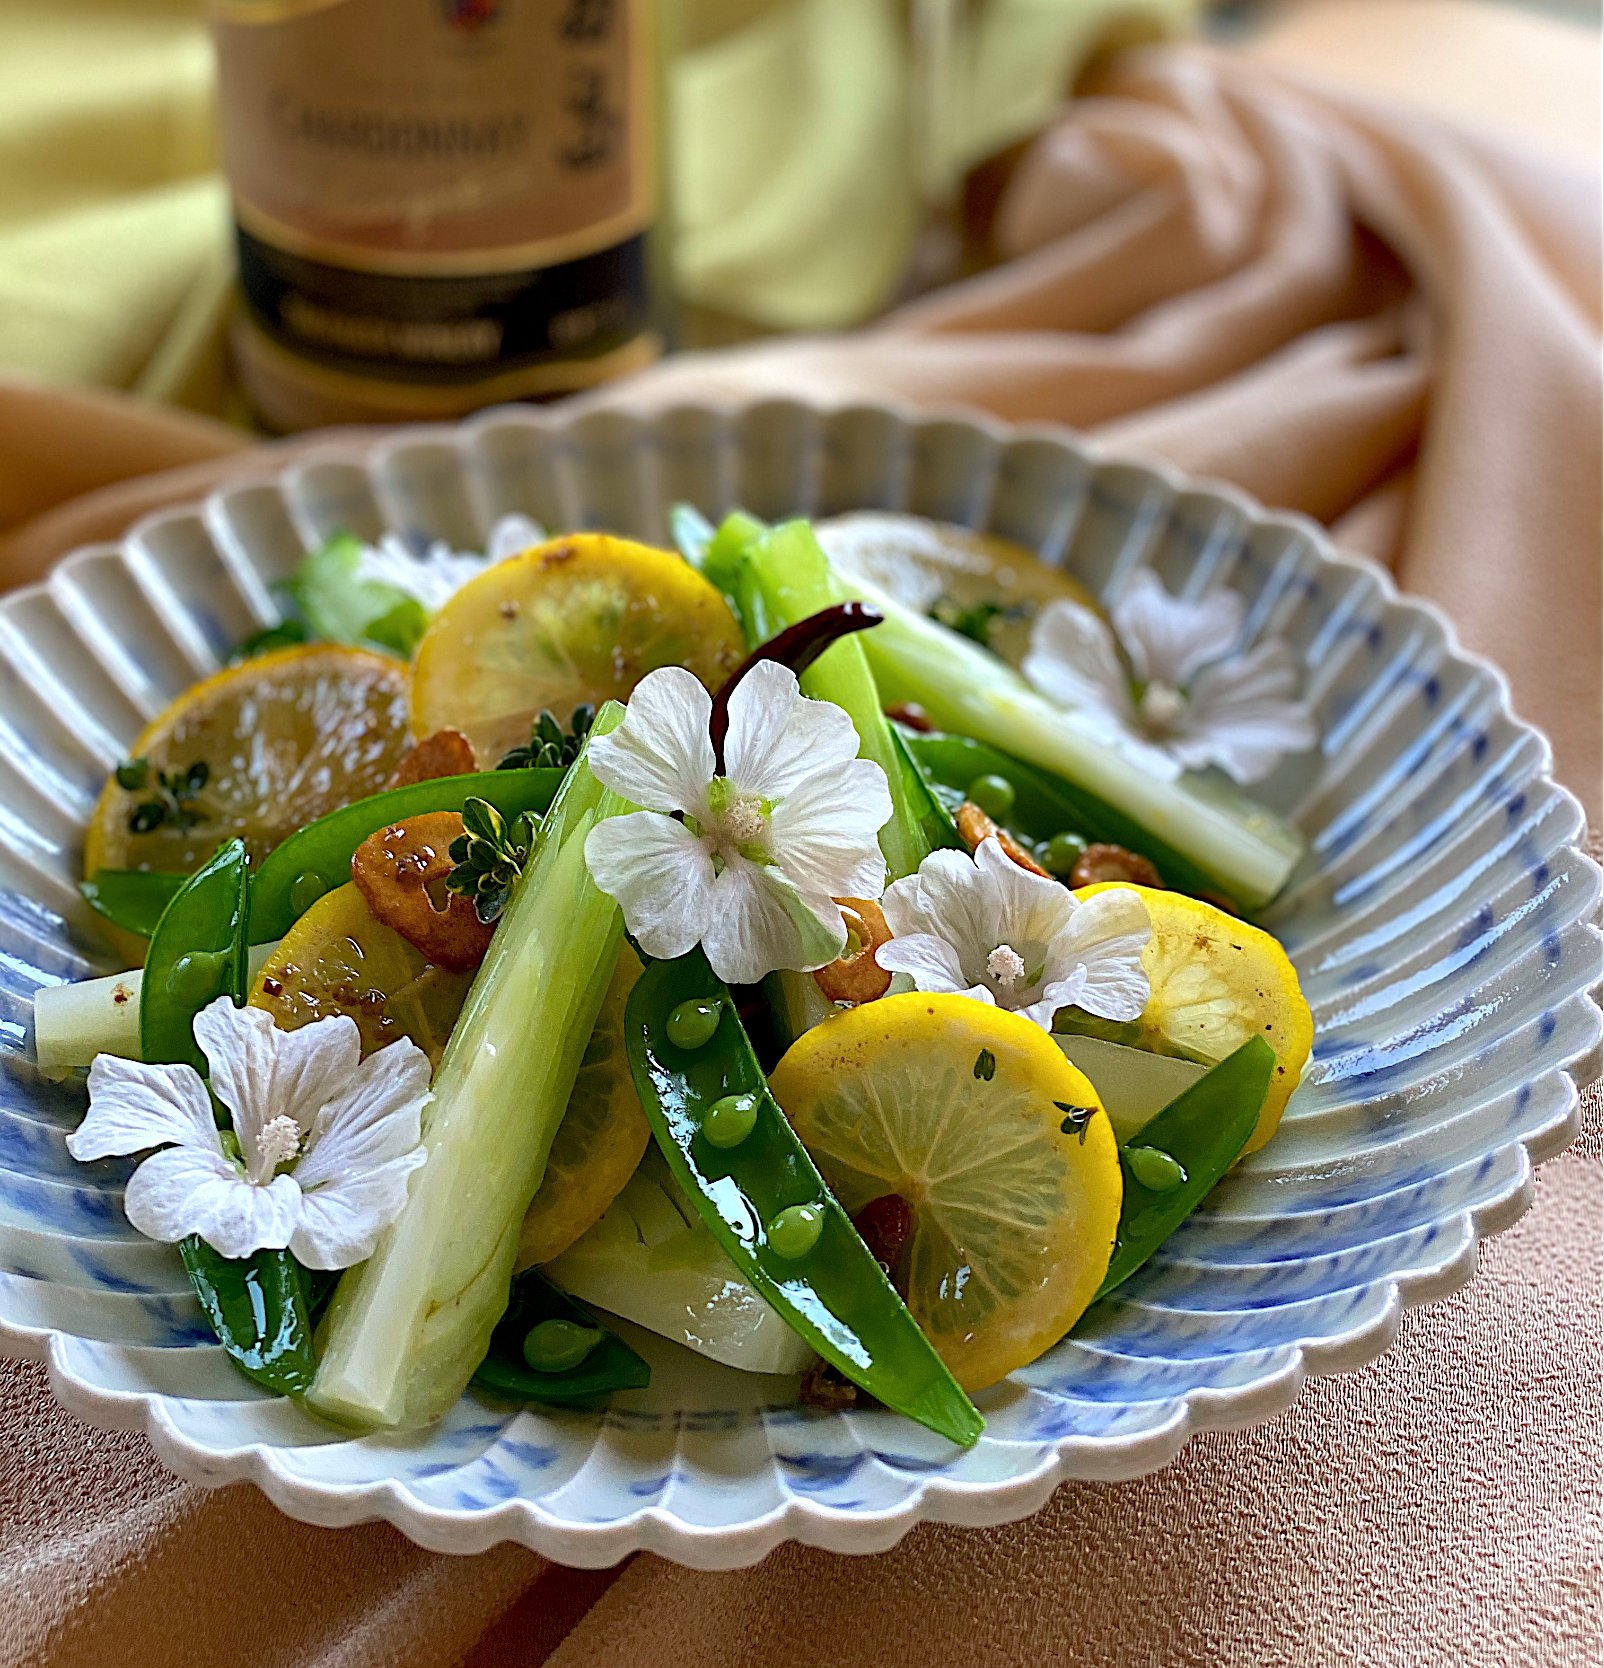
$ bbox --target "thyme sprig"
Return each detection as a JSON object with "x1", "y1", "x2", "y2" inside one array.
[
  {"x1": 445, "y1": 796, "x2": 539, "y2": 924},
  {"x1": 496, "y1": 704, "x2": 595, "y2": 772},
  {"x1": 117, "y1": 758, "x2": 210, "y2": 835}
]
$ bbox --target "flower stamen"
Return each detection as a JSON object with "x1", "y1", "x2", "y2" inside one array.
[
  {"x1": 1137, "y1": 680, "x2": 1187, "y2": 732},
  {"x1": 250, "y1": 1114, "x2": 303, "y2": 1182},
  {"x1": 986, "y1": 944, "x2": 1028, "y2": 989}
]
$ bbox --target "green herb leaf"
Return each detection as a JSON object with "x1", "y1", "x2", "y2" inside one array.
[
  {"x1": 444, "y1": 796, "x2": 538, "y2": 924},
  {"x1": 495, "y1": 704, "x2": 596, "y2": 771}
]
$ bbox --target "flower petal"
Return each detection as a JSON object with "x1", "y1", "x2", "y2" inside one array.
[
  {"x1": 1171, "y1": 640, "x2": 1318, "y2": 784},
  {"x1": 701, "y1": 861, "x2": 846, "y2": 984},
  {"x1": 1023, "y1": 600, "x2": 1135, "y2": 723},
  {"x1": 880, "y1": 848, "x2": 996, "y2": 984},
  {"x1": 874, "y1": 931, "x2": 981, "y2": 999},
  {"x1": 1112, "y1": 571, "x2": 1244, "y2": 686},
  {"x1": 293, "y1": 1035, "x2": 431, "y2": 1194},
  {"x1": 1047, "y1": 886, "x2": 1153, "y2": 1022},
  {"x1": 196, "y1": 999, "x2": 363, "y2": 1163},
  {"x1": 585, "y1": 811, "x2": 718, "y2": 961},
  {"x1": 289, "y1": 1151, "x2": 426, "y2": 1269},
  {"x1": 723, "y1": 661, "x2": 861, "y2": 800},
  {"x1": 485, "y1": 513, "x2": 546, "y2": 562},
  {"x1": 766, "y1": 756, "x2": 892, "y2": 903},
  {"x1": 1015, "y1": 974, "x2": 1085, "y2": 1031},
  {"x1": 70, "y1": 1055, "x2": 218, "y2": 1161},
  {"x1": 969, "y1": 836, "x2": 1078, "y2": 951},
  {"x1": 125, "y1": 1146, "x2": 301, "y2": 1259},
  {"x1": 587, "y1": 665, "x2": 716, "y2": 815}
]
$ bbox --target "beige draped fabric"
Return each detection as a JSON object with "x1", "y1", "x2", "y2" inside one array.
[{"x1": 0, "y1": 20, "x2": 1598, "y2": 1668}]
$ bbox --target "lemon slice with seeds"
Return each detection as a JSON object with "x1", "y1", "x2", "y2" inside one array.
[
  {"x1": 769, "y1": 993, "x2": 1123, "y2": 1392},
  {"x1": 519, "y1": 945, "x2": 652, "y2": 1268},
  {"x1": 1065, "y1": 884, "x2": 1313, "y2": 1154},
  {"x1": 86, "y1": 644, "x2": 412, "y2": 880},
  {"x1": 248, "y1": 882, "x2": 474, "y2": 1069},
  {"x1": 410, "y1": 533, "x2": 746, "y2": 764}
]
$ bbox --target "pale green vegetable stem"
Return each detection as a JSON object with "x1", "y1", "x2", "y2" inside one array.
[
  {"x1": 831, "y1": 570, "x2": 1305, "y2": 907},
  {"x1": 32, "y1": 943, "x2": 278, "y2": 1080},
  {"x1": 309, "y1": 705, "x2": 633, "y2": 1430},
  {"x1": 712, "y1": 519, "x2": 929, "y2": 883}
]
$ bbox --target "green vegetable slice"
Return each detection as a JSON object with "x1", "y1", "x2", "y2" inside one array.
[
  {"x1": 905, "y1": 730, "x2": 1241, "y2": 908},
  {"x1": 289, "y1": 532, "x2": 430, "y2": 659},
  {"x1": 140, "y1": 840, "x2": 319, "y2": 1397},
  {"x1": 180, "y1": 1239, "x2": 320, "y2": 1395},
  {"x1": 80, "y1": 868, "x2": 186, "y2": 939},
  {"x1": 1097, "y1": 1036, "x2": 1274, "y2": 1297},
  {"x1": 309, "y1": 707, "x2": 634, "y2": 1430},
  {"x1": 704, "y1": 514, "x2": 931, "y2": 882},
  {"x1": 473, "y1": 1268, "x2": 650, "y2": 1405},
  {"x1": 140, "y1": 839, "x2": 250, "y2": 1073},
  {"x1": 822, "y1": 561, "x2": 1304, "y2": 907},
  {"x1": 626, "y1": 947, "x2": 984, "y2": 1448}
]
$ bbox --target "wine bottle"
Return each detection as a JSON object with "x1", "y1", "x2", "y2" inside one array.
[{"x1": 209, "y1": 0, "x2": 663, "y2": 430}]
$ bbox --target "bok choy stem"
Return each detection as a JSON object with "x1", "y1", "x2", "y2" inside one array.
[{"x1": 308, "y1": 704, "x2": 634, "y2": 1430}]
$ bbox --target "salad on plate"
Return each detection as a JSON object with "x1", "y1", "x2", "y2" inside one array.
[{"x1": 36, "y1": 505, "x2": 1318, "y2": 1446}]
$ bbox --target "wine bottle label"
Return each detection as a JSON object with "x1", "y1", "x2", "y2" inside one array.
[{"x1": 210, "y1": 0, "x2": 654, "y2": 385}]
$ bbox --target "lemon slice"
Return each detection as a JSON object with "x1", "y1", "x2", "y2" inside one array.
[
  {"x1": 769, "y1": 993, "x2": 1123, "y2": 1392},
  {"x1": 86, "y1": 644, "x2": 412, "y2": 880},
  {"x1": 248, "y1": 882, "x2": 473, "y2": 1069},
  {"x1": 1068, "y1": 885, "x2": 1313, "y2": 1154},
  {"x1": 519, "y1": 945, "x2": 652, "y2": 1268},
  {"x1": 815, "y1": 512, "x2": 1097, "y2": 668},
  {"x1": 410, "y1": 533, "x2": 746, "y2": 764}
]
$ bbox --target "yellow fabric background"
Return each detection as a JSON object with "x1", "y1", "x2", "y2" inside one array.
[{"x1": 0, "y1": 0, "x2": 1189, "y2": 406}]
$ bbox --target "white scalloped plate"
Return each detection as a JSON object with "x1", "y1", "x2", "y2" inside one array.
[{"x1": 0, "y1": 401, "x2": 1597, "y2": 1569}]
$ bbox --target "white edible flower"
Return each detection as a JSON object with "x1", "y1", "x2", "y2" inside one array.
[
  {"x1": 584, "y1": 662, "x2": 894, "y2": 985},
  {"x1": 355, "y1": 512, "x2": 545, "y2": 611},
  {"x1": 875, "y1": 838, "x2": 1152, "y2": 1031},
  {"x1": 66, "y1": 1000, "x2": 430, "y2": 1269},
  {"x1": 1022, "y1": 570, "x2": 1317, "y2": 785}
]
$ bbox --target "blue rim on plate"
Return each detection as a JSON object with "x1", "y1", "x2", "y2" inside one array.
[{"x1": 0, "y1": 400, "x2": 1597, "y2": 1568}]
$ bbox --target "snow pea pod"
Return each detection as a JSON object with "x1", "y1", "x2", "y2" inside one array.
[
  {"x1": 904, "y1": 730, "x2": 1242, "y2": 909},
  {"x1": 140, "y1": 841, "x2": 320, "y2": 1395},
  {"x1": 626, "y1": 949, "x2": 984, "y2": 1448},
  {"x1": 140, "y1": 839, "x2": 250, "y2": 1074},
  {"x1": 251, "y1": 766, "x2": 563, "y2": 941},
  {"x1": 80, "y1": 868, "x2": 186, "y2": 939},
  {"x1": 1096, "y1": 1036, "x2": 1274, "y2": 1298},
  {"x1": 473, "y1": 1268, "x2": 650, "y2": 1406}
]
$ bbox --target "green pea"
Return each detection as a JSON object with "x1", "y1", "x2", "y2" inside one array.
[
  {"x1": 289, "y1": 871, "x2": 329, "y2": 916},
  {"x1": 966, "y1": 773, "x2": 1016, "y2": 820},
  {"x1": 165, "y1": 949, "x2": 230, "y2": 1006},
  {"x1": 703, "y1": 1091, "x2": 760, "y2": 1149},
  {"x1": 666, "y1": 997, "x2": 723, "y2": 1051},
  {"x1": 521, "y1": 1318, "x2": 604, "y2": 1374},
  {"x1": 767, "y1": 1202, "x2": 825, "y2": 1260},
  {"x1": 1044, "y1": 831, "x2": 1089, "y2": 877},
  {"x1": 1124, "y1": 1144, "x2": 1187, "y2": 1193}
]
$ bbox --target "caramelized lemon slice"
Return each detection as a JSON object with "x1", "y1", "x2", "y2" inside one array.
[
  {"x1": 815, "y1": 512, "x2": 1097, "y2": 668},
  {"x1": 248, "y1": 882, "x2": 473, "y2": 1069},
  {"x1": 1066, "y1": 885, "x2": 1313, "y2": 1154},
  {"x1": 85, "y1": 644, "x2": 412, "y2": 880},
  {"x1": 769, "y1": 993, "x2": 1123, "y2": 1392},
  {"x1": 410, "y1": 533, "x2": 746, "y2": 764},
  {"x1": 253, "y1": 890, "x2": 648, "y2": 1265},
  {"x1": 519, "y1": 945, "x2": 652, "y2": 1268}
]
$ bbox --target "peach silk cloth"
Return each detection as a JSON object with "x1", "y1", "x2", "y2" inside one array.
[{"x1": 0, "y1": 43, "x2": 1598, "y2": 1668}]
